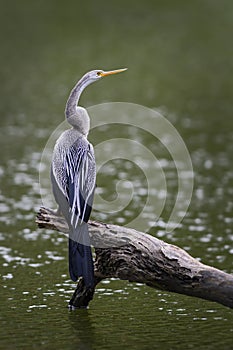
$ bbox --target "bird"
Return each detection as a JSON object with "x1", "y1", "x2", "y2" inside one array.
[{"x1": 51, "y1": 68, "x2": 127, "y2": 290}]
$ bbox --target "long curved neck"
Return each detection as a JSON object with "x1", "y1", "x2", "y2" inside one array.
[{"x1": 65, "y1": 74, "x2": 92, "y2": 119}]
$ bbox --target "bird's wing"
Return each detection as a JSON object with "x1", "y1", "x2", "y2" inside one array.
[{"x1": 65, "y1": 139, "x2": 96, "y2": 228}]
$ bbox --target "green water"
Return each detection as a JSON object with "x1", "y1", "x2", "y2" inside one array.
[{"x1": 0, "y1": 1, "x2": 233, "y2": 349}]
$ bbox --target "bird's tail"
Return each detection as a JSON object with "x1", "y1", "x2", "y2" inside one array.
[{"x1": 68, "y1": 224, "x2": 94, "y2": 288}]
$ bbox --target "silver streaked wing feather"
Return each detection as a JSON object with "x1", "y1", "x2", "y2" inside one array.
[{"x1": 65, "y1": 139, "x2": 96, "y2": 228}]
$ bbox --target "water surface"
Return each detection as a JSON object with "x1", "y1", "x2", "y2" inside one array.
[{"x1": 0, "y1": 1, "x2": 233, "y2": 349}]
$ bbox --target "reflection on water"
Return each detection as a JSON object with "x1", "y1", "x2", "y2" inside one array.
[
  {"x1": 1, "y1": 273, "x2": 233, "y2": 349},
  {"x1": 1, "y1": 0, "x2": 233, "y2": 349}
]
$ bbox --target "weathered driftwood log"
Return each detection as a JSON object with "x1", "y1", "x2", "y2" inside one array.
[{"x1": 36, "y1": 207, "x2": 233, "y2": 309}]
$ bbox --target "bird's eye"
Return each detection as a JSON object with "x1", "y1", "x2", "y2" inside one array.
[{"x1": 97, "y1": 71, "x2": 102, "y2": 76}]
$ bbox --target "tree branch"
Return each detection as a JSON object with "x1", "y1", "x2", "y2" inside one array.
[{"x1": 36, "y1": 207, "x2": 233, "y2": 309}]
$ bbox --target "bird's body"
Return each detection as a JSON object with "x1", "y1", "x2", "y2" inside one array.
[{"x1": 51, "y1": 68, "x2": 127, "y2": 290}]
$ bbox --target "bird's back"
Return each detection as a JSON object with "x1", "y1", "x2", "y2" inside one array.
[
  {"x1": 51, "y1": 127, "x2": 96, "y2": 285},
  {"x1": 52, "y1": 129, "x2": 79, "y2": 194}
]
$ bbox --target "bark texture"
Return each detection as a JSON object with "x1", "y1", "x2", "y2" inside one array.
[{"x1": 36, "y1": 207, "x2": 233, "y2": 309}]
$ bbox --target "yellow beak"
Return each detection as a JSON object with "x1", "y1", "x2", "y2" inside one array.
[{"x1": 100, "y1": 68, "x2": 128, "y2": 77}]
